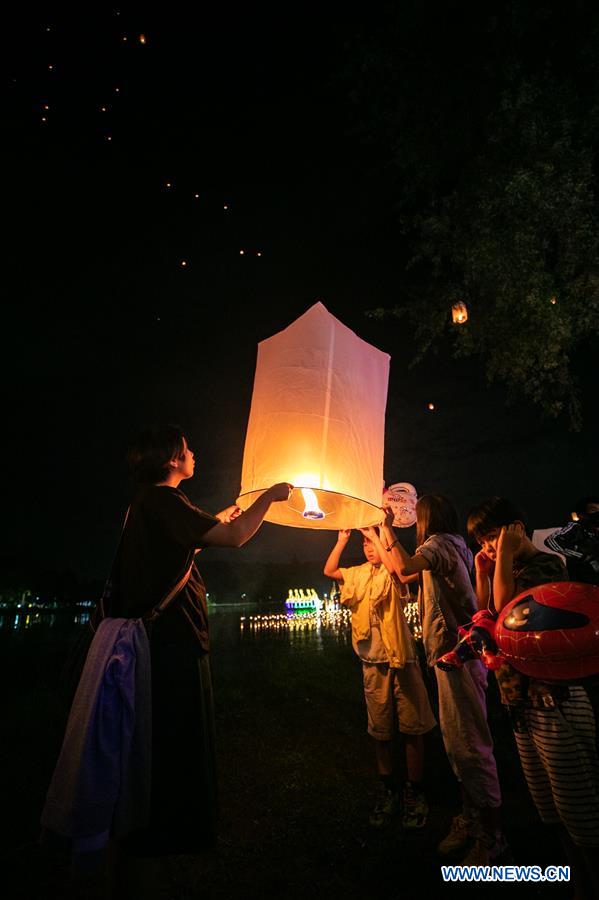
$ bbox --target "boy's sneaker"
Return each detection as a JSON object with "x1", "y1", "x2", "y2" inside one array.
[
  {"x1": 369, "y1": 786, "x2": 401, "y2": 828},
  {"x1": 459, "y1": 829, "x2": 510, "y2": 866},
  {"x1": 402, "y1": 782, "x2": 428, "y2": 829},
  {"x1": 437, "y1": 813, "x2": 473, "y2": 856}
]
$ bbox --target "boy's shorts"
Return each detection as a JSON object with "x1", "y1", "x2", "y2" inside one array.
[{"x1": 362, "y1": 660, "x2": 436, "y2": 741}]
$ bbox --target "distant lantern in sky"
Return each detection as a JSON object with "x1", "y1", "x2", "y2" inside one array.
[
  {"x1": 427, "y1": 402, "x2": 435, "y2": 411},
  {"x1": 236, "y1": 301, "x2": 390, "y2": 529},
  {"x1": 550, "y1": 296, "x2": 557, "y2": 305},
  {"x1": 180, "y1": 260, "x2": 187, "y2": 267},
  {"x1": 139, "y1": 33, "x2": 147, "y2": 44},
  {"x1": 451, "y1": 300, "x2": 468, "y2": 324}
]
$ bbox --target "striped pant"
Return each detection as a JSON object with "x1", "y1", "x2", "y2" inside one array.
[{"x1": 513, "y1": 686, "x2": 599, "y2": 847}]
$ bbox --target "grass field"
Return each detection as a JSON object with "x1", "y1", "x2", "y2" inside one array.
[{"x1": 2, "y1": 609, "x2": 575, "y2": 898}]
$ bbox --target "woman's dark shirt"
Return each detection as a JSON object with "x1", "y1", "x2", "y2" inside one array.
[{"x1": 110, "y1": 485, "x2": 219, "y2": 651}]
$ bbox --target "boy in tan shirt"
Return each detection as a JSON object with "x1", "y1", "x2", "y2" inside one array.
[{"x1": 324, "y1": 526, "x2": 436, "y2": 828}]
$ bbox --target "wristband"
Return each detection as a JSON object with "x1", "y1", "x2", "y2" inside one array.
[{"x1": 385, "y1": 539, "x2": 399, "y2": 552}]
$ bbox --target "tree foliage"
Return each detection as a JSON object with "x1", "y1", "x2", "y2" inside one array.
[{"x1": 342, "y1": 1, "x2": 599, "y2": 427}]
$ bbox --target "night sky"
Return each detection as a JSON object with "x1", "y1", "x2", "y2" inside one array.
[{"x1": 3, "y1": 5, "x2": 598, "y2": 593}]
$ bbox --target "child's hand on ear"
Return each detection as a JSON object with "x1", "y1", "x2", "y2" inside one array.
[{"x1": 475, "y1": 549, "x2": 494, "y2": 576}]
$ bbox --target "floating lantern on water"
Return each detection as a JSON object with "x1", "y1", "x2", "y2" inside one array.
[
  {"x1": 451, "y1": 300, "x2": 468, "y2": 324},
  {"x1": 236, "y1": 302, "x2": 390, "y2": 529}
]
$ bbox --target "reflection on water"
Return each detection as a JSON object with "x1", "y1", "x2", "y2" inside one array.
[
  {"x1": 0, "y1": 600, "x2": 421, "y2": 646},
  {"x1": 0, "y1": 610, "x2": 91, "y2": 631},
  {"x1": 238, "y1": 607, "x2": 353, "y2": 653}
]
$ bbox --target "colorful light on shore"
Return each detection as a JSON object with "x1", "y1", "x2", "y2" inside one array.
[{"x1": 239, "y1": 596, "x2": 422, "y2": 641}]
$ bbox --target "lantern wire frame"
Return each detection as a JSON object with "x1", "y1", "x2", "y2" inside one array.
[{"x1": 236, "y1": 485, "x2": 384, "y2": 530}]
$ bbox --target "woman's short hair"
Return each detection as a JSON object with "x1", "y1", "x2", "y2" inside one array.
[
  {"x1": 128, "y1": 424, "x2": 186, "y2": 484},
  {"x1": 416, "y1": 494, "x2": 459, "y2": 546},
  {"x1": 467, "y1": 497, "x2": 528, "y2": 542}
]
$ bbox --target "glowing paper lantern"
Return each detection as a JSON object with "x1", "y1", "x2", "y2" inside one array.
[
  {"x1": 236, "y1": 302, "x2": 390, "y2": 529},
  {"x1": 451, "y1": 301, "x2": 468, "y2": 324}
]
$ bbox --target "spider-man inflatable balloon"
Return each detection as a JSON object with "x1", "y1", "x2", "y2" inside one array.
[{"x1": 436, "y1": 582, "x2": 599, "y2": 681}]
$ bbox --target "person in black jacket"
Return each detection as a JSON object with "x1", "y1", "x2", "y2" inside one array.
[{"x1": 544, "y1": 496, "x2": 599, "y2": 585}]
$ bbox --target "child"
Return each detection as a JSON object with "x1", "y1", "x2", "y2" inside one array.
[
  {"x1": 324, "y1": 525, "x2": 436, "y2": 829},
  {"x1": 468, "y1": 496, "x2": 599, "y2": 898},
  {"x1": 380, "y1": 496, "x2": 505, "y2": 865}
]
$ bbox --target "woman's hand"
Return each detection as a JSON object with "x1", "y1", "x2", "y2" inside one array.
[
  {"x1": 337, "y1": 529, "x2": 351, "y2": 544},
  {"x1": 265, "y1": 482, "x2": 294, "y2": 503},
  {"x1": 359, "y1": 526, "x2": 378, "y2": 540},
  {"x1": 215, "y1": 505, "x2": 243, "y2": 524},
  {"x1": 474, "y1": 549, "x2": 494, "y2": 577}
]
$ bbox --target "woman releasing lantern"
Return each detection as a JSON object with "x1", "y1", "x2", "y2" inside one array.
[{"x1": 41, "y1": 424, "x2": 292, "y2": 892}]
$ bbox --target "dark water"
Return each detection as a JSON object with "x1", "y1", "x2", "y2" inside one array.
[{"x1": 0, "y1": 603, "x2": 355, "y2": 666}]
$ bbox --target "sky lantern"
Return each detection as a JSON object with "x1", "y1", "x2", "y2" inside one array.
[
  {"x1": 236, "y1": 302, "x2": 390, "y2": 529},
  {"x1": 451, "y1": 300, "x2": 468, "y2": 324}
]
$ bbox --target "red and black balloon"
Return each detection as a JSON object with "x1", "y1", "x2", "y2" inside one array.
[{"x1": 436, "y1": 582, "x2": 599, "y2": 681}]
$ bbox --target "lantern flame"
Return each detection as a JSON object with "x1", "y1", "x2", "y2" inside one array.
[{"x1": 300, "y1": 488, "x2": 325, "y2": 520}]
